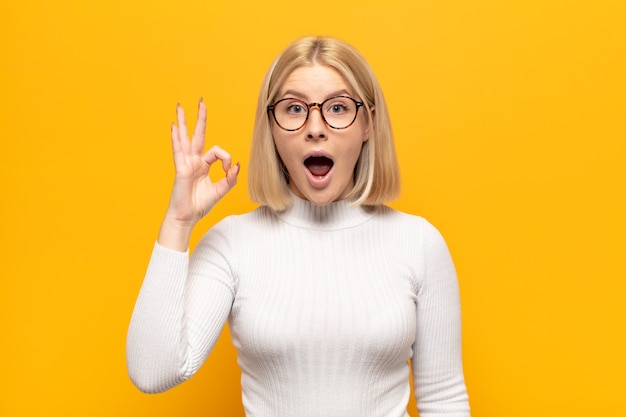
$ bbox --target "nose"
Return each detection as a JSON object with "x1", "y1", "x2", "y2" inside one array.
[{"x1": 306, "y1": 105, "x2": 327, "y2": 140}]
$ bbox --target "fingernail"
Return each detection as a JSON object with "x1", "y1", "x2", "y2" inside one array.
[
  {"x1": 236, "y1": 162, "x2": 241, "y2": 174},
  {"x1": 199, "y1": 97, "x2": 204, "y2": 103}
]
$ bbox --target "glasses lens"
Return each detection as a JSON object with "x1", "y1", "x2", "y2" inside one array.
[
  {"x1": 322, "y1": 96, "x2": 358, "y2": 129},
  {"x1": 273, "y1": 99, "x2": 309, "y2": 131}
]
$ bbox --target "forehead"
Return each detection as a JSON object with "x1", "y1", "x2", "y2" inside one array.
[{"x1": 278, "y1": 64, "x2": 354, "y2": 99}]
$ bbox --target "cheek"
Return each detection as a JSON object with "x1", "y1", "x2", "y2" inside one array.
[
  {"x1": 350, "y1": 144, "x2": 365, "y2": 167},
  {"x1": 270, "y1": 129, "x2": 287, "y2": 158},
  {"x1": 336, "y1": 144, "x2": 365, "y2": 177},
  {"x1": 272, "y1": 136, "x2": 297, "y2": 169},
  {"x1": 346, "y1": 133, "x2": 367, "y2": 159}
]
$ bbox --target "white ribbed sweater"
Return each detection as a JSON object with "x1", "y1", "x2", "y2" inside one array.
[{"x1": 126, "y1": 197, "x2": 470, "y2": 417}]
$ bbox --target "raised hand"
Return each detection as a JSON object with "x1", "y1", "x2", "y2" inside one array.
[{"x1": 158, "y1": 99, "x2": 240, "y2": 251}]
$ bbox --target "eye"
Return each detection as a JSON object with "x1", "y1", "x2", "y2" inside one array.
[
  {"x1": 287, "y1": 104, "x2": 306, "y2": 114},
  {"x1": 279, "y1": 99, "x2": 308, "y2": 115},
  {"x1": 325, "y1": 99, "x2": 351, "y2": 114}
]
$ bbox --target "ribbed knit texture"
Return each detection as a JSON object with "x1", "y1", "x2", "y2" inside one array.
[{"x1": 126, "y1": 196, "x2": 470, "y2": 416}]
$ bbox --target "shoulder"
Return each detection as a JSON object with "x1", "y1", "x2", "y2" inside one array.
[
  {"x1": 372, "y1": 205, "x2": 431, "y2": 231},
  {"x1": 369, "y1": 207, "x2": 455, "y2": 290},
  {"x1": 373, "y1": 206, "x2": 450, "y2": 253},
  {"x1": 191, "y1": 207, "x2": 276, "y2": 270},
  {"x1": 198, "y1": 206, "x2": 278, "y2": 243}
]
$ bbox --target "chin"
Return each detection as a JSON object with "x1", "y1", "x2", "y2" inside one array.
[
  {"x1": 300, "y1": 190, "x2": 344, "y2": 207},
  {"x1": 308, "y1": 197, "x2": 335, "y2": 207},
  {"x1": 290, "y1": 177, "x2": 351, "y2": 206}
]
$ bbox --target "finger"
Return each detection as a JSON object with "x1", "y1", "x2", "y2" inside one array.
[
  {"x1": 225, "y1": 162, "x2": 240, "y2": 187},
  {"x1": 202, "y1": 145, "x2": 233, "y2": 170},
  {"x1": 191, "y1": 98, "x2": 207, "y2": 155},
  {"x1": 176, "y1": 103, "x2": 191, "y2": 155},
  {"x1": 170, "y1": 122, "x2": 186, "y2": 169},
  {"x1": 213, "y1": 162, "x2": 240, "y2": 198},
  {"x1": 176, "y1": 103, "x2": 188, "y2": 139}
]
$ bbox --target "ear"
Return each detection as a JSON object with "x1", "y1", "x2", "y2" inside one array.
[{"x1": 363, "y1": 105, "x2": 375, "y2": 142}]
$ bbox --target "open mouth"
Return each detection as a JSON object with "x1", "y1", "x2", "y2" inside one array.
[{"x1": 304, "y1": 156, "x2": 334, "y2": 177}]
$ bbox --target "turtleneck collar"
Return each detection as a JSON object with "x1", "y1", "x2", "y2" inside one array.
[{"x1": 275, "y1": 194, "x2": 376, "y2": 231}]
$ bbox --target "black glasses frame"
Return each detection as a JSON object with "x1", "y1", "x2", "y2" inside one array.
[{"x1": 267, "y1": 95, "x2": 365, "y2": 131}]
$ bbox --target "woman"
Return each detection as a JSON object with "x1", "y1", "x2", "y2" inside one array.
[{"x1": 127, "y1": 36, "x2": 471, "y2": 417}]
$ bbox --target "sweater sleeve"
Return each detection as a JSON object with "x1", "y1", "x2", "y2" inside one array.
[
  {"x1": 412, "y1": 220, "x2": 470, "y2": 416},
  {"x1": 126, "y1": 220, "x2": 237, "y2": 393}
]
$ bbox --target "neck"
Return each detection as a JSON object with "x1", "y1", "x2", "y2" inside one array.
[{"x1": 275, "y1": 194, "x2": 375, "y2": 231}]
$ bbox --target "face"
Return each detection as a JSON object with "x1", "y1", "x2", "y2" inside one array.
[{"x1": 271, "y1": 64, "x2": 370, "y2": 206}]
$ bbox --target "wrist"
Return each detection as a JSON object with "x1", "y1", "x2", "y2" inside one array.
[
  {"x1": 157, "y1": 215, "x2": 196, "y2": 252},
  {"x1": 162, "y1": 210, "x2": 198, "y2": 230}
]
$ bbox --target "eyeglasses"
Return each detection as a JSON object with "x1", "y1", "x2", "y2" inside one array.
[{"x1": 267, "y1": 95, "x2": 364, "y2": 131}]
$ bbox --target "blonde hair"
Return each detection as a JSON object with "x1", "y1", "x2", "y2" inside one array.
[{"x1": 248, "y1": 36, "x2": 400, "y2": 211}]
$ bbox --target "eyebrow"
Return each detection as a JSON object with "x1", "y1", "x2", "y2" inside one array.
[{"x1": 279, "y1": 89, "x2": 354, "y2": 101}]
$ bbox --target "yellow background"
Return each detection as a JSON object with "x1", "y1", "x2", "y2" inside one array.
[{"x1": 1, "y1": 0, "x2": 625, "y2": 416}]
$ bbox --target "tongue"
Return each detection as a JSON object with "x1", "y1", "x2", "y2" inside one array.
[{"x1": 305, "y1": 157, "x2": 333, "y2": 177}]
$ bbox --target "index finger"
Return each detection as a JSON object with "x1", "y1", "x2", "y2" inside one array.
[{"x1": 203, "y1": 145, "x2": 233, "y2": 171}]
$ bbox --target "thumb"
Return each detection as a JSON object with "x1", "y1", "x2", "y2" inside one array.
[
  {"x1": 226, "y1": 162, "x2": 240, "y2": 188},
  {"x1": 215, "y1": 162, "x2": 240, "y2": 198}
]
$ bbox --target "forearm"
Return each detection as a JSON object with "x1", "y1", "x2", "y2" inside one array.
[
  {"x1": 127, "y1": 231, "x2": 236, "y2": 393},
  {"x1": 126, "y1": 244, "x2": 192, "y2": 392}
]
